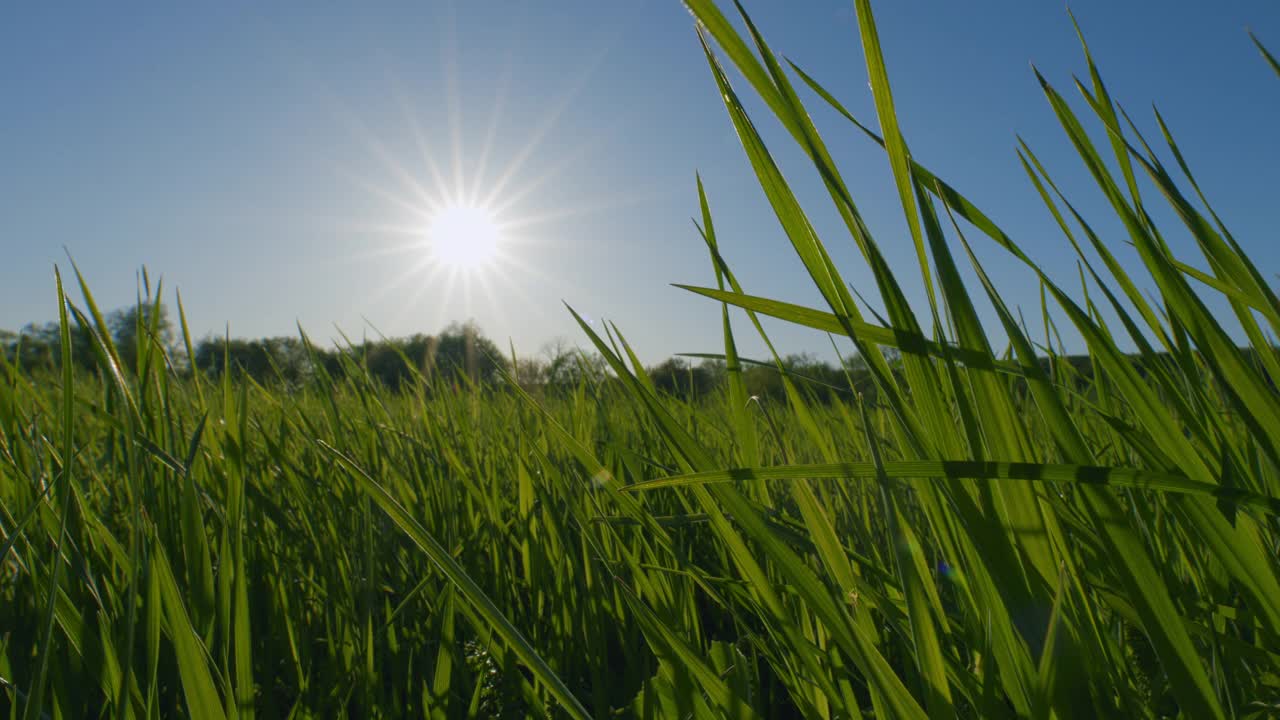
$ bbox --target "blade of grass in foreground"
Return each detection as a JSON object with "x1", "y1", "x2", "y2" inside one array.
[
  {"x1": 153, "y1": 543, "x2": 228, "y2": 720},
  {"x1": 1252, "y1": 32, "x2": 1280, "y2": 77},
  {"x1": 695, "y1": 174, "x2": 758, "y2": 467},
  {"x1": 674, "y1": 285, "x2": 1011, "y2": 373},
  {"x1": 694, "y1": 6, "x2": 1047, "y2": 712},
  {"x1": 689, "y1": 12, "x2": 929, "y2": 443},
  {"x1": 21, "y1": 269, "x2": 77, "y2": 720},
  {"x1": 618, "y1": 579, "x2": 761, "y2": 720},
  {"x1": 570, "y1": 306, "x2": 929, "y2": 720},
  {"x1": 861, "y1": 400, "x2": 954, "y2": 720},
  {"x1": 625, "y1": 460, "x2": 1280, "y2": 514},
  {"x1": 316, "y1": 441, "x2": 592, "y2": 720}
]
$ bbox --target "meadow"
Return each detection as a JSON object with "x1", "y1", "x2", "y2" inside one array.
[{"x1": 4, "y1": 1, "x2": 1280, "y2": 718}]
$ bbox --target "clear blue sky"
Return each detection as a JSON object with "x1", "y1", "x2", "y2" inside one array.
[{"x1": 2, "y1": 1, "x2": 1277, "y2": 364}]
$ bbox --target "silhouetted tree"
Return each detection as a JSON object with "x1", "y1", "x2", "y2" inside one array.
[
  {"x1": 362, "y1": 334, "x2": 422, "y2": 391},
  {"x1": 513, "y1": 355, "x2": 548, "y2": 387},
  {"x1": 109, "y1": 301, "x2": 174, "y2": 371},
  {"x1": 1, "y1": 315, "x2": 97, "y2": 372},
  {"x1": 649, "y1": 357, "x2": 720, "y2": 398},
  {"x1": 538, "y1": 338, "x2": 609, "y2": 387},
  {"x1": 194, "y1": 336, "x2": 314, "y2": 384},
  {"x1": 425, "y1": 322, "x2": 507, "y2": 385}
]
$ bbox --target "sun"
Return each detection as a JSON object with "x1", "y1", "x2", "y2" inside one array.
[{"x1": 427, "y1": 203, "x2": 502, "y2": 270}]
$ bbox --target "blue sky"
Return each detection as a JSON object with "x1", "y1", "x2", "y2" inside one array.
[{"x1": 2, "y1": 1, "x2": 1277, "y2": 364}]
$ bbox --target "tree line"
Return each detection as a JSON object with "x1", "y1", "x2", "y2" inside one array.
[
  {"x1": 0, "y1": 301, "x2": 510, "y2": 387},
  {"x1": 8, "y1": 299, "x2": 1157, "y2": 403},
  {"x1": 1, "y1": 299, "x2": 910, "y2": 401}
]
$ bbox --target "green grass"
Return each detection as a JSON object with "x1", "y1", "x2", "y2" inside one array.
[{"x1": 4, "y1": 2, "x2": 1280, "y2": 717}]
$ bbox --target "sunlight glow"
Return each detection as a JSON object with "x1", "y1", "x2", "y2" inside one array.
[
  {"x1": 325, "y1": 17, "x2": 614, "y2": 334},
  {"x1": 427, "y1": 203, "x2": 502, "y2": 270}
]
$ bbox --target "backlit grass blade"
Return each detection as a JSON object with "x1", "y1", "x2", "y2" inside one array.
[
  {"x1": 918, "y1": 105, "x2": 1239, "y2": 720},
  {"x1": 316, "y1": 441, "x2": 591, "y2": 720},
  {"x1": 21, "y1": 269, "x2": 77, "y2": 720},
  {"x1": 625, "y1": 459, "x2": 1280, "y2": 514},
  {"x1": 570, "y1": 307, "x2": 930, "y2": 720},
  {"x1": 154, "y1": 543, "x2": 228, "y2": 720},
  {"x1": 695, "y1": 175, "x2": 758, "y2": 466},
  {"x1": 721, "y1": 2, "x2": 971, "y2": 469},
  {"x1": 144, "y1": 547, "x2": 163, "y2": 718},
  {"x1": 619, "y1": 580, "x2": 761, "y2": 720},
  {"x1": 176, "y1": 288, "x2": 206, "y2": 408},
  {"x1": 690, "y1": 3, "x2": 940, "y2": 451},
  {"x1": 1251, "y1": 31, "x2": 1280, "y2": 77},
  {"x1": 1030, "y1": 72, "x2": 1280, "y2": 634},
  {"x1": 977, "y1": 147, "x2": 1280, "y2": 623},
  {"x1": 675, "y1": 285, "x2": 1010, "y2": 372},
  {"x1": 861, "y1": 401, "x2": 954, "y2": 719},
  {"x1": 1069, "y1": 13, "x2": 1143, "y2": 206},
  {"x1": 850, "y1": 0, "x2": 936, "y2": 310}
]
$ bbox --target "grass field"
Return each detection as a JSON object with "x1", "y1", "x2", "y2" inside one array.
[{"x1": 4, "y1": 2, "x2": 1280, "y2": 718}]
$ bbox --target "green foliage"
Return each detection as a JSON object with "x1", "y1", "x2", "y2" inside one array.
[
  {"x1": 3, "y1": 3, "x2": 1280, "y2": 719},
  {"x1": 193, "y1": 336, "x2": 313, "y2": 384},
  {"x1": 192, "y1": 322, "x2": 511, "y2": 391},
  {"x1": 109, "y1": 299, "x2": 174, "y2": 372}
]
